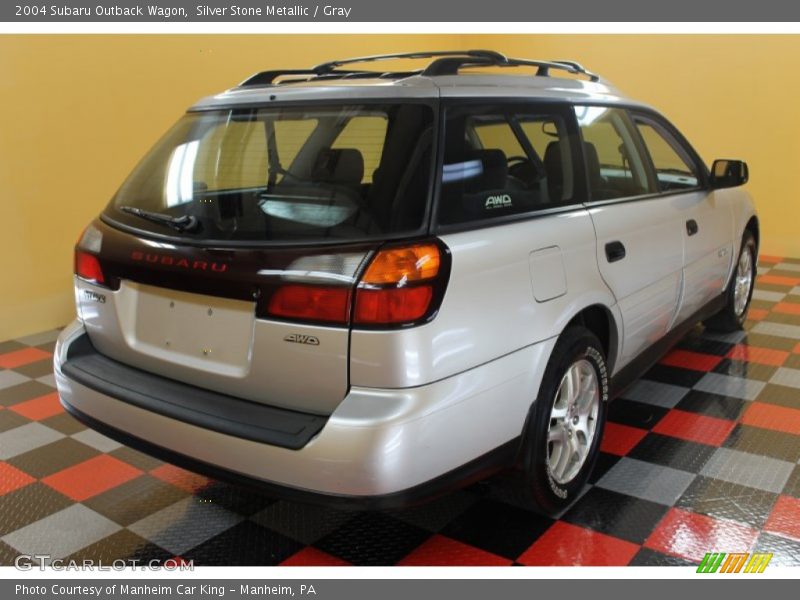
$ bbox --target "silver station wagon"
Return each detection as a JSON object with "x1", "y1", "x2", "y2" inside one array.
[{"x1": 55, "y1": 50, "x2": 758, "y2": 514}]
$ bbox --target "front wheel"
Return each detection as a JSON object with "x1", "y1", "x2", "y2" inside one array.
[
  {"x1": 704, "y1": 231, "x2": 757, "y2": 332},
  {"x1": 519, "y1": 326, "x2": 609, "y2": 516}
]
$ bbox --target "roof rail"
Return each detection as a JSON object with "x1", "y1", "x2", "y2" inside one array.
[
  {"x1": 311, "y1": 49, "x2": 507, "y2": 74},
  {"x1": 238, "y1": 50, "x2": 601, "y2": 87}
]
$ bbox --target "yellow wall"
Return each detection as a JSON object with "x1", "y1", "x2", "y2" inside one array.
[
  {"x1": 2, "y1": 34, "x2": 799, "y2": 339},
  {"x1": 0, "y1": 35, "x2": 466, "y2": 340}
]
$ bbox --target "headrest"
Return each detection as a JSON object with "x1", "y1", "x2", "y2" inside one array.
[
  {"x1": 312, "y1": 148, "x2": 364, "y2": 186},
  {"x1": 463, "y1": 149, "x2": 508, "y2": 191}
]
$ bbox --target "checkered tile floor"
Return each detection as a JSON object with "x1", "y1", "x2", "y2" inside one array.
[{"x1": 2, "y1": 256, "x2": 800, "y2": 566}]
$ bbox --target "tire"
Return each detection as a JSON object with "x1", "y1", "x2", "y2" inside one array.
[
  {"x1": 704, "y1": 231, "x2": 757, "y2": 333},
  {"x1": 518, "y1": 326, "x2": 609, "y2": 516}
]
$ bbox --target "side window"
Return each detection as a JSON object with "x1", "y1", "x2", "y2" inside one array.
[
  {"x1": 575, "y1": 106, "x2": 653, "y2": 200},
  {"x1": 438, "y1": 106, "x2": 574, "y2": 226},
  {"x1": 634, "y1": 119, "x2": 700, "y2": 191}
]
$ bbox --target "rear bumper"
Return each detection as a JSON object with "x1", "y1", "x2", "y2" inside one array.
[{"x1": 55, "y1": 320, "x2": 555, "y2": 506}]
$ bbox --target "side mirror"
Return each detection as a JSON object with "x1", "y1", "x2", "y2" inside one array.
[{"x1": 709, "y1": 159, "x2": 749, "y2": 189}]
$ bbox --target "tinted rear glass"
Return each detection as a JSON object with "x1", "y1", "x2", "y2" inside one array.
[
  {"x1": 437, "y1": 104, "x2": 576, "y2": 226},
  {"x1": 105, "y1": 104, "x2": 434, "y2": 243}
]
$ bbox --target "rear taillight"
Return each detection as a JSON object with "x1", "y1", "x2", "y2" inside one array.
[
  {"x1": 75, "y1": 249, "x2": 105, "y2": 284},
  {"x1": 267, "y1": 285, "x2": 350, "y2": 323},
  {"x1": 74, "y1": 224, "x2": 106, "y2": 285},
  {"x1": 354, "y1": 242, "x2": 447, "y2": 327}
]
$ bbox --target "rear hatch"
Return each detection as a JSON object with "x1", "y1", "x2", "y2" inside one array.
[{"x1": 74, "y1": 101, "x2": 435, "y2": 415}]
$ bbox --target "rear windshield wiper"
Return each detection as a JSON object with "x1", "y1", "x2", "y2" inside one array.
[{"x1": 119, "y1": 206, "x2": 199, "y2": 233}]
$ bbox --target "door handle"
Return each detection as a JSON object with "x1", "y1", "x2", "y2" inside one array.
[
  {"x1": 605, "y1": 241, "x2": 626, "y2": 263},
  {"x1": 686, "y1": 219, "x2": 699, "y2": 236}
]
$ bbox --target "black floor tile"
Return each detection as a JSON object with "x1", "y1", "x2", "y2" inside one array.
[
  {"x1": 723, "y1": 424, "x2": 800, "y2": 463},
  {"x1": 676, "y1": 476, "x2": 779, "y2": 529},
  {"x1": 194, "y1": 482, "x2": 277, "y2": 517},
  {"x1": 40, "y1": 412, "x2": 86, "y2": 435},
  {"x1": 756, "y1": 384, "x2": 800, "y2": 409},
  {"x1": 782, "y1": 465, "x2": 800, "y2": 499},
  {"x1": 440, "y1": 498, "x2": 553, "y2": 559},
  {"x1": 6, "y1": 438, "x2": 100, "y2": 479},
  {"x1": 628, "y1": 433, "x2": 716, "y2": 473},
  {"x1": 675, "y1": 336, "x2": 735, "y2": 357},
  {"x1": 0, "y1": 381, "x2": 56, "y2": 407},
  {"x1": 642, "y1": 364, "x2": 706, "y2": 388},
  {"x1": 676, "y1": 390, "x2": 748, "y2": 420},
  {"x1": 66, "y1": 529, "x2": 172, "y2": 565},
  {"x1": 109, "y1": 447, "x2": 164, "y2": 472},
  {"x1": 741, "y1": 333, "x2": 798, "y2": 352},
  {"x1": 0, "y1": 483, "x2": 72, "y2": 536},
  {"x1": 713, "y1": 358, "x2": 777, "y2": 382},
  {"x1": 0, "y1": 409, "x2": 30, "y2": 433},
  {"x1": 315, "y1": 511, "x2": 431, "y2": 566},
  {"x1": 629, "y1": 547, "x2": 695, "y2": 566},
  {"x1": 83, "y1": 475, "x2": 189, "y2": 527},
  {"x1": 13, "y1": 359, "x2": 54, "y2": 379},
  {"x1": 607, "y1": 398, "x2": 669, "y2": 430},
  {"x1": 183, "y1": 521, "x2": 304, "y2": 566},
  {"x1": 562, "y1": 487, "x2": 669, "y2": 545}
]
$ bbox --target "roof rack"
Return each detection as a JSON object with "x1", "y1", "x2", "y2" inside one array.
[{"x1": 238, "y1": 50, "x2": 601, "y2": 87}]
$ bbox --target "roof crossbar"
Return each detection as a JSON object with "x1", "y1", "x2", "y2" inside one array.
[{"x1": 238, "y1": 50, "x2": 601, "y2": 88}]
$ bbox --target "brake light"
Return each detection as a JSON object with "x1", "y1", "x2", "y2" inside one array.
[
  {"x1": 268, "y1": 285, "x2": 350, "y2": 323},
  {"x1": 75, "y1": 250, "x2": 105, "y2": 284},
  {"x1": 354, "y1": 242, "x2": 446, "y2": 326}
]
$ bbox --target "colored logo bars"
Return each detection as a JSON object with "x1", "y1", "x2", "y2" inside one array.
[{"x1": 696, "y1": 552, "x2": 773, "y2": 573}]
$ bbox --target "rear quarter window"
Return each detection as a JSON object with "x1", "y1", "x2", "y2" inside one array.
[{"x1": 437, "y1": 104, "x2": 577, "y2": 227}]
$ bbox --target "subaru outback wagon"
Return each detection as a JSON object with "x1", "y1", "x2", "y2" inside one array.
[{"x1": 55, "y1": 50, "x2": 757, "y2": 515}]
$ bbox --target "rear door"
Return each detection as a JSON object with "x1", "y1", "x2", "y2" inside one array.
[
  {"x1": 76, "y1": 101, "x2": 436, "y2": 416},
  {"x1": 576, "y1": 106, "x2": 684, "y2": 368},
  {"x1": 630, "y1": 112, "x2": 734, "y2": 323}
]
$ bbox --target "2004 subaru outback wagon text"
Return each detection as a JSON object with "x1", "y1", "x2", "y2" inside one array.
[{"x1": 55, "y1": 51, "x2": 758, "y2": 515}]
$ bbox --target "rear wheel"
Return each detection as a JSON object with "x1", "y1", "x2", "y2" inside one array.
[
  {"x1": 704, "y1": 231, "x2": 756, "y2": 332},
  {"x1": 519, "y1": 326, "x2": 608, "y2": 516}
]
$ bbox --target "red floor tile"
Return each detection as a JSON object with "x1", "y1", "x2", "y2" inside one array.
[
  {"x1": 280, "y1": 547, "x2": 351, "y2": 566},
  {"x1": 397, "y1": 534, "x2": 512, "y2": 566},
  {"x1": 773, "y1": 302, "x2": 800, "y2": 316},
  {"x1": 150, "y1": 463, "x2": 212, "y2": 493},
  {"x1": 726, "y1": 344, "x2": 789, "y2": 367},
  {"x1": 764, "y1": 495, "x2": 800, "y2": 542},
  {"x1": 9, "y1": 392, "x2": 63, "y2": 420},
  {"x1": 652, "y1": 409, "x2": 736, "y2": 446},
  {"x1": 518, "y1": 521, "x2": 640, "y2": 566},
  {"x1": 0, "y1": 462, "x2": 35, "y2": 495},
  {"x1": 794, "y1": 342, "x2": 800, "y2": 355},
  {"x1": 747, "y1": 308, "x2": 769, "y2": 322},
  {"x1": 741, "y1": 402, "x2": 800, "y2": 436},
  {"x1": 644, "y1": 508, "x2": 758, "y2": 562},
  {"x1": 42, "y1": 455, "x2": 143, "y2": 501},
  {"x1": 600, "y1": 422, "x2": 648, "y2": 456},
  {"x1": 758, "y1": 274, "x2": 800, "y2": 287},
  {"x1": 0, "y1": 347, "x2": 52, "y2": 369},
  {"x1": 660, "y1": 349, "x2": 722, "y2": 372}
]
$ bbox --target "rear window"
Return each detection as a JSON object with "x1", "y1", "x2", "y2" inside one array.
[{"x1": 106, "y1": 104, "x2": 434, "y2": 243}]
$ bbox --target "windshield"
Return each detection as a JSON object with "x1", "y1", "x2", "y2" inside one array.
[{"x1": 105, "y1": 104, "x2": 435, "y2": 243}]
